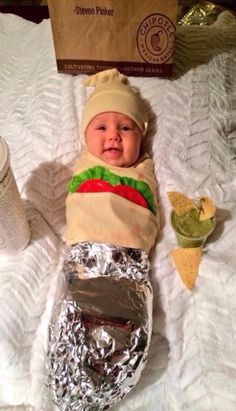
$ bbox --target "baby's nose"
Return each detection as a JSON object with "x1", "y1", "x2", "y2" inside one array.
[{"x1": 109, "y1": 131, "x2": 121, "y2": 141}]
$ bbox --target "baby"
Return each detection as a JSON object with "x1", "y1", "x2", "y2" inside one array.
[{"x1": 47, "y1": 69, "x2": 159, "y2": 411}]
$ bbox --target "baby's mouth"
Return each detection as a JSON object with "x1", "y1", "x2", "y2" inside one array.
[
  {"x1": 104, "y1": 147, "x2": 121, "y2": 152},
  {"x1": 103, "y1": 147, "x2": 123, "y2": 159}
]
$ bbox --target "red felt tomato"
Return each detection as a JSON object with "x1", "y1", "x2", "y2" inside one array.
[
  {"x1": 112, "y1": 185, "x2": 147, "y2": 208},
  {"x1": 76, "y1": 179, "x2": 113, "y2": 193},
  {"x1": 76, "y1": 179, "x2": 147, "y2": 209}
]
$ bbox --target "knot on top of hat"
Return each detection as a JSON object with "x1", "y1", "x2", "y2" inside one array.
[{"x1": 83, "y1": 68, "x2": 128, "y2": 87}]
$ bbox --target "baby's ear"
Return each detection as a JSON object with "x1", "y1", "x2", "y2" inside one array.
[{"x1": 83, "y1": 68, "x2": 127, "y2": 87}]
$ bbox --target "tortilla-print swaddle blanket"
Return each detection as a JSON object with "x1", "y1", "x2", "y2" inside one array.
[{"x1": 46, "y1": 150, "x2": 159, "y2": 410}]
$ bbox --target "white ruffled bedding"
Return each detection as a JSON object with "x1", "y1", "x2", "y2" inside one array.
[{"x1": 0, "y1": 10, "x2": 236, "y2": 411}]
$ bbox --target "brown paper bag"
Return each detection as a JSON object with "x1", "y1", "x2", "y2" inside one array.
[{"x1": 48, "y1": 0, "x2": 177, "y2": 77}]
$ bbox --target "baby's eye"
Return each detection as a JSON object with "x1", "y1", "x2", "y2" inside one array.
[
  {"x1": 96, "y1": 125, "x2": 106, "y2": 131},
  {"x1": 120, "y1": 125, "x2": 132, "y2": 132}
]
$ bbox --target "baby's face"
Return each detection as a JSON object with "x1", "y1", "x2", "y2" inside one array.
[{"x1": 85, "y1": 112, "x2": 142, "y2": 167}]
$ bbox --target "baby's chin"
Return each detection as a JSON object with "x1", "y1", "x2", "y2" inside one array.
[
  {"x1": 88, "y1": 151, "x2": 137, "y2": 167},
  {"x1": 101, "y1": 155, "x2": 135, "y2": 168}
]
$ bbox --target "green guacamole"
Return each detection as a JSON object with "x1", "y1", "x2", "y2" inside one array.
[{"x1": 172, "y1": 208, "x2": 214, "y2": 238}]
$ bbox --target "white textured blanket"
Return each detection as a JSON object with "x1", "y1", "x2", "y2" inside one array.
[{"x1": 0, "y1": 10, "x2": 236, "y2": 411}]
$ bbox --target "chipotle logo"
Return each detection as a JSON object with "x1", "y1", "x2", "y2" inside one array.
[{"x1": 137, "y1": 13, "x2": 175, "y2": 64}]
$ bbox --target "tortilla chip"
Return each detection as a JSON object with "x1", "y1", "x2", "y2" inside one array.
[
  {"x1": 170, "y1": 247, "x2": 202, "y2": 289},
  {"x1": 167, "y1": 191, "x2": 197, "y2": 215},
  {"x1": 199, "y1": 196, "x2": 216, "y2": 221}
]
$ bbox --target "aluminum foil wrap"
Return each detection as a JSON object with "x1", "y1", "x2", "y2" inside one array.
[
  {"x1": 178, "y1": 1, "x2": 227, "y2": 25},
  {"x1": 47, "y1": 242, "x2": 153, "y2": 411}
]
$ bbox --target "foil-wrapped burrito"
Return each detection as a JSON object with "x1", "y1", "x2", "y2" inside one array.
[{"x1": 47, "y1": 242, "x2": 153, "y2": 410}]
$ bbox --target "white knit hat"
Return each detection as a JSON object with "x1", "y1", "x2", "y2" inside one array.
[{"x1": 81, "y1": 69, "x2": 148, "y2": 138}]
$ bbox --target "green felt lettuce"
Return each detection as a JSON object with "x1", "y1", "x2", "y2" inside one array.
[{"x1": 68, "y1": 165, "x2": 156, "y2": 214}]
